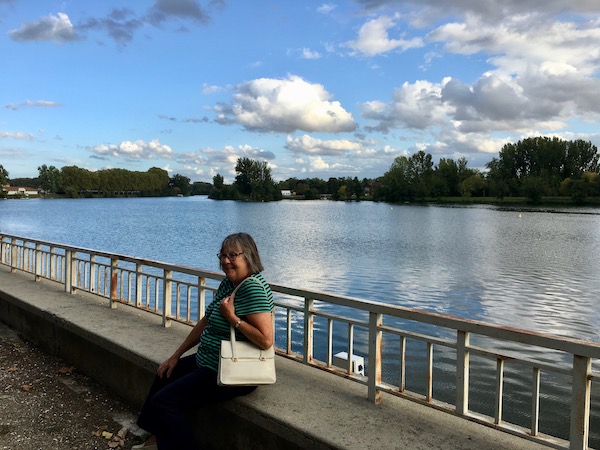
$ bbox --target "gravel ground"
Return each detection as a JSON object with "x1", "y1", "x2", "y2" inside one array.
[{"x1": 0, "y1": 322, "x2": 146, "y2": 450}]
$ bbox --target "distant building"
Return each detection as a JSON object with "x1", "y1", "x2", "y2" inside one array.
[
  {"x1": 1, "y1": 185, "x2": 40, "y2": 197},
  {"x1": 281, "y1": 189, "x2": 293, "y2": 197}
]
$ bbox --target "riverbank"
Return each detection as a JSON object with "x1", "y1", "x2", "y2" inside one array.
[{"x1": 4, "y1": 192, "x2": 600, "y2": 207}]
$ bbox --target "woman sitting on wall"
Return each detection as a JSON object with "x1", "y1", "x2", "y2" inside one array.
[{"x1": 133, "y1": 232, "x2": 274, "y2": 450}]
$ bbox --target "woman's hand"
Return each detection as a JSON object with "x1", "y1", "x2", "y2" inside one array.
[
  {"x1": 219, "y1": 295, "x2": 236, "y2": 322},
  {"x1": 157, "y1": 354, "x2": 179, "y2": 379}
]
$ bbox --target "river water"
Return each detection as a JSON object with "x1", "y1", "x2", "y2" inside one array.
[{"x1": 1, "y1": 196, "x2": 600, "y2": 443}]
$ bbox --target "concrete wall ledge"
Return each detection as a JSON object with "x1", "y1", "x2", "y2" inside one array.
[{"x1": 0, "y1": 266, "x2": 548, "y2": 450}]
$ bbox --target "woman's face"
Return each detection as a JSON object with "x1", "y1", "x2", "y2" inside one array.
[{"x1": 219, "y1": 245, "x2": 251, "y2": 285}]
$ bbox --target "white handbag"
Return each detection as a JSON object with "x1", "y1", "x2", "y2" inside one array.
[{"x1": 217, "y1": 277, "x2": 276, "y2": 386}]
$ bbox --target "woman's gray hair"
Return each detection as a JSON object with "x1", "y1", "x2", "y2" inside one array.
[{"x1": 220, "y1": 232, "x2": 264, "y2": 273}]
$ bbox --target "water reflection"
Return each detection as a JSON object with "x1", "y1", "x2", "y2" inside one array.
[{"x1": 2, "y1": 197, "x2": 599, "y2": 341}]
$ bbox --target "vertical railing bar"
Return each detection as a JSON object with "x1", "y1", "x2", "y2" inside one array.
[
  {"x1": 104, "y1": 266, "x2": 110, "y2": 297},
  {"x1": 426, "y1": 342, "x2": 433, "y2": 402},
  {"x1": 128, "y1": 272, "x2": 133, "y2": 303},
  {"x1": 49, "y1": 247, "x2": 54, "y2": 280},
  {"x1": 456, "y1": 330, "x2": 470, "y2": 415},
  {"x1": 35, "y1": 243, "x2": 42, "y2": 281},
  {"x1": 327, "y1": 318, "x2": 333, "y2": 368},
  {"x1": 347, "y1": 323, "x2": 355, "y2": 374},
  {"x1": 186, "y1": 285, "x2": 192, "y2": 322},
  {"x1": 198, "y1": 276, "x2": 206, "y2": 321},
  {"x1": 64, "y1": 249, "x2": 72, "y2": 293},
  {"x1": 145, "y1": 277, "x2": 151, "y2": 308},
  {"x1": 175, "y1": 282, "x2": 181, "y2": 320},
  {"x1": 495, "y1": 358, "x2": 504, "y2": 425},
  {"x1": 154, "y1": 278, "x2": 159, "y2": 312},
  {"x1": 120, "y1": 268, "x2": 126, "y2": 301},
  {"x1": 136, "y1": 264, "x2": 143, "y2": 307},
  {"x1": 109, "y1": 258, "x2": 118, "y2": 308},
  {"x1": 531, "y1": 367, "x2": 541, "y2": 436},
  {"x1": 570, "y1": 355, "x2": 591, "y2": 450},
  {"x1": 303, "y1": 298, "x2": 314, "y2": 364},
  {"x1": 71, "y1": 252, "x2": 79, "y2": 294},
  {"x1": 24, "y1": 244, "x2": 27, "y2": 272},
  {"x1": 89, "y1": 255, "x2": 96, "y2": 293},
  {"x1": 399, "y1": 335, "x2": 406, "y2": 393},
  {"x1": 367, "y1": 312, "x2": 382, "y2": 404},
  {"x1": 77, "y1": 261, "x2": 84, "y2": 290},
  {"x1": 286, "y1": 309, "x2": 292, "y2": 355}
]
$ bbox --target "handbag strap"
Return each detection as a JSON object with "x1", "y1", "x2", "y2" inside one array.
[{"x1": 227, "y1": 276, "x2": 267, "y2": 359}]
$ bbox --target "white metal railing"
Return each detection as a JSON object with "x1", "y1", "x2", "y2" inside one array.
[{"x1": 1, "y1": 233, "x2": 599, "y2": 450}]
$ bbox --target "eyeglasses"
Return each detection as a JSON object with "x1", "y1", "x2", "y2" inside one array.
[{"x1": 217, "y1": 252, "x2": 244, "y2": 261}]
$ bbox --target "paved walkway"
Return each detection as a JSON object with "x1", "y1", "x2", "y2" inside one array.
[{"x1": 0, "y1": 265, "x2": 553, "y2": 449}]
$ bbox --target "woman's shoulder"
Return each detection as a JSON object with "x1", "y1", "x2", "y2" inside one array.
[{"x1": 242, "y1": 274, "x2": 268, "y2": 289}]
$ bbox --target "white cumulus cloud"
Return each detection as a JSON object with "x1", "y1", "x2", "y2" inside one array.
[
  {"x1": 91, "y1": 139, "x2": 173, "y2": 160},
  {"x1": 345, "y1": 15, "x2": 423, "y2": 56},
  {"x1": 214, "y1": 75, "x2": 356, "y2": 133}
]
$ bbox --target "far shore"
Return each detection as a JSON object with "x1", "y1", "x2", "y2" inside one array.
[{"x1": 2, "y1": 193, "x2": 600, "y2": 208}]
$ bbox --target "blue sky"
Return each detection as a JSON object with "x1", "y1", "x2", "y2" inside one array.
[{"x1": 1, "y1": 0, "x2": 599, "y2": 183}]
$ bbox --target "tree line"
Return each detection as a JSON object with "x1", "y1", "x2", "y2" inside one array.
[
  {"x1": 1, "y1": 136, "x2": 599, "y2": 204},
  {"x1": 1, "y1": 165, "x2": 212, "y2": 198}
]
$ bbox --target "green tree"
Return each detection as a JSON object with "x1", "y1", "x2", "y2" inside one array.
[
  {"x1": 59, "y1": 166, "x2": 95, "y2": 197},
  {"x1": 234, "y1": 157, "x2": 280, "y2": 201},
  {"x1": 144, "y1": 167, "x2": 170, "y2": 195},
  {"x1": 520, "y1": 176, "x2": 547, "y2": 203},
  {"x1": 408, "y1": 151, "x2": 434, "y2": 199},
  {"x1": 489, "y1": 137, "x2": 599, "y2": 198},
  {"x1": 380, "y1": 156, "x2": 411, "y2": 202},
  {"x1": 434, "y1": 158, "x2": 460, "y2": 197},
  {"x1": 38, "y1": 165, "x2": 61, "y2": 193},
  {"x1": 337, "y1": 185, "x2": 349, "y2": 201},
  {"x1": 209, "y1": 173, "x2": 240, "y2": 200},
  {"x1": 213, "y1": 174, "x2": 224, "y2": 189},
  {"x1": 191, "y1": 181, "x2": 212, "y2": 195},
  {"x1": 459, "y1": 173, "x2": 486, "y2": 198},
  {"x1": 0, "y1": 164, "x2": 9, "y2": 186},
  {"x1": 170, "y1": 174, "x2": 192, "y2": 196}
]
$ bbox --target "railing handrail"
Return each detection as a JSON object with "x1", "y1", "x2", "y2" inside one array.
[
  {"x1": 271, "y1": 282, "x2": 600, "y2": 359},
  {"x1": 1, "y1": 232, "x2": 597, "y2": 450}
]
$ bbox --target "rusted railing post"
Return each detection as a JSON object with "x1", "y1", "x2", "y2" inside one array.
[
  {"x1": 569, "y1": 355, "x2": 591, "y2": 450},
  {"x1": 303, "y1": 298, "x2": 314, "y2": 364},
  {"x1": 109, "y1": 258, "x2": 118, "y2": 309},
  {"x1": 456, "y1": 330, "x2": 470, "y2": 415},
  {"x1": 367, "y1": 312, "x2": 382, "y2": 403},
  {"x1": 162, "y1": 269, "x2": 172, "y2": 327},
  {"x1": 197, "y1": 276, "x2": 206, "y2": 321}
]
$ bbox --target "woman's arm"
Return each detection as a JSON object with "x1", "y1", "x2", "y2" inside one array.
[
  {"x1": 157, "y1": 315, "x2": 208, "y2": 378},
  {"x1": 220, "y1": 297, "x2": 273, "y2": 350}
]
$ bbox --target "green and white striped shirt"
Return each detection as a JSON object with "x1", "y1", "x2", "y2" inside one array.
[{"x1": 196, "y1": 273, "x2": 273, "y2": 372}]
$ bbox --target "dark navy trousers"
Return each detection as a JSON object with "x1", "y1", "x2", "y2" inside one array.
[{"x1": 137, "y1": 354, "x2": 256, "y2": 450}]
